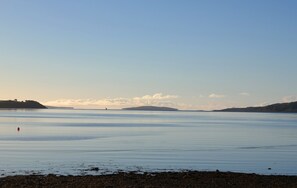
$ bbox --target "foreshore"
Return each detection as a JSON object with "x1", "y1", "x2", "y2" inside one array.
[{"x1": 0, "y1": 171, "x2": 296, "y2": 188}]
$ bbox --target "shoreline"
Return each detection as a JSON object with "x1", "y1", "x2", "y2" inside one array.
[{"x1": 1, "y1": 171, "x2": 296, "y2": 188}]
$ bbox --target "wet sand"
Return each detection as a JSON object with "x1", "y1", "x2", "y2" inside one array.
[{"x1": 0, "y1": 171, "x2": 296, "y2": 188}]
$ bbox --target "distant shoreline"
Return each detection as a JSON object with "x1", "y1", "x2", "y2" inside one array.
[
  {"x1": 122, "y1": 106, "x2": 178, "y2": 111},
  {"x1": 214, "y1": 101, "x2": 297, "y2": 113},
  {"x1": 1, "y1": 100, "x2": 297, "y2": 113}
]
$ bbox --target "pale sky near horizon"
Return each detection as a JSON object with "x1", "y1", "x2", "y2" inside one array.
[{"x1": 1, "y1": 0, "x2": 297, "y2": 110}]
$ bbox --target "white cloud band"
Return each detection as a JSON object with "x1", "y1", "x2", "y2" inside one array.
[
  {"x1": 44, "y1": 93, "x2": 179, "y2": 109},
  {"x1": 208, "y1": 93, "x2": 225, "y2": 98}
]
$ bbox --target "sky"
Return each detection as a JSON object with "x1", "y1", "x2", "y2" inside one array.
[{"x1": 0, "y1": 0, "x2": 297, "y2": 110}]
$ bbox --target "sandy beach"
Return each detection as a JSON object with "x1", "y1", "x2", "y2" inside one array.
[{"x1": 0, "y1": 171, "x2": 297, "y2": 188}]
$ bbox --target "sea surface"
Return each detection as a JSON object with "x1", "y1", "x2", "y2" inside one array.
[{"x1": 0, "y1": 109, "x2": 296, "y2": 177}]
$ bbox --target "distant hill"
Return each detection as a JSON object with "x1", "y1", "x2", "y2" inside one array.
[
  {"x1": 122, "y1": 106, "x2": 178, "y2": 111},
  {"x1": 215, "y1": 101, "x2": 297, "y2": 113},
  {"x1": 0, "y1": 100, "x2": 47, "y2": 109}
]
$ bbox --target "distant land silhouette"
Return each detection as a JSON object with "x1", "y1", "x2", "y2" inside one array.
[
  {"x1": 215, "y1": 101, "x2": 297, "y2": 113},
  {"x1": 123, "y1": 106, "x2": 178, "y2": 111},
  {"x1": 0, "y1": 100, "x2": 47, "y2": 109},
  {"x1": 46, "y1": 106, "x2": 74, "y2": 109}
]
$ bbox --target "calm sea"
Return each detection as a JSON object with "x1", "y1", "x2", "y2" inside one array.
[{"x1": 0, "y1": 109, "x2": 296, "y2": 176}]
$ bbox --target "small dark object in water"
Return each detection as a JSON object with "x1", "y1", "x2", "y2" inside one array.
[
  {"x1": 17, "y1": 127, "x2": 20, "y2": 132},
  {"x1": 268, "y1": 168, "x2": 271, "y2": 170},
  {"x1": 90, "y1": 167, "x2": 99, "y2": 171}
]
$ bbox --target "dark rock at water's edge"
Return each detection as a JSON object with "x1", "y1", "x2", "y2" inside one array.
[
  {"x1": 0, "y1": 100, "x2": 47, "y2": 109},
  {"x1": 123, "y1": 106, "x2": 178, "y2": 111},
  {"x1": 215, "y1": 101, "x2": 297, "y2": 113}
]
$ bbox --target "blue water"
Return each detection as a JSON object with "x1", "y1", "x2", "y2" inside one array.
[{"x1": 0, "y1": 109, "x2": 296, "y2": 176}]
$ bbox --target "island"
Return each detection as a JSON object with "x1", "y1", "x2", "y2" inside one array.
[
  {"x1": 0, "y1": 100, "x2": 47, "y2": 109},
  {"x1": 122, "y1": 106, "x2": 178, "y2": 111},
  {"x1": 215, "y1": 101, "x2": 297, "y2": 113}
]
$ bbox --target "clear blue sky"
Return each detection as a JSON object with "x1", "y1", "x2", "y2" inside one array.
[{"x1": 1, "y1": 0, "x2": 296, "y2": 110}]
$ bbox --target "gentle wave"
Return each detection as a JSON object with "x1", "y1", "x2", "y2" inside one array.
[
  {"x1": 0, "y1": 136, "x2": 100, "y2": 141},
  {"x1": 238, "y1": 144, "x2": 297, "y2": 150}
]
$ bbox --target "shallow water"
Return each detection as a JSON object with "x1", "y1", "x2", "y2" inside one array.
[{"x1": 0, "y1": 109, "x2": 296, "y2": 176}]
